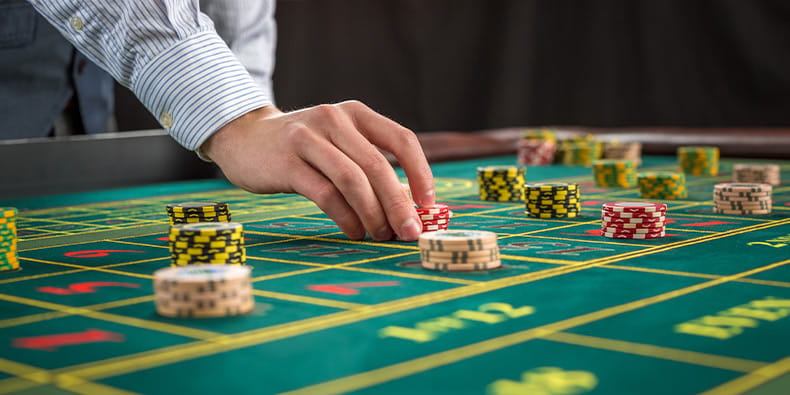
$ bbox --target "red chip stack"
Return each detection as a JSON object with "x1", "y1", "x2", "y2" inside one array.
[
  {"x1": 517, "y1": 139, "x2": 557, "y2": 166},
  {"x1": 601, "y1": 202, "x2": 667, "y2": 239},
  {"x1": 416, "y1": 203, "x2": 452, "y2": 232}
]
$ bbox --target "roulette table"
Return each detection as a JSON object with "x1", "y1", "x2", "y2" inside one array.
[{"x1": 0, "y1": 145, "x2": 789, "y2": 394}]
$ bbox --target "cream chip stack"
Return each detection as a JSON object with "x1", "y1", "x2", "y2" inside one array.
[{"x1": 418, "y1": 230, "x2": 500, "y2": 271}]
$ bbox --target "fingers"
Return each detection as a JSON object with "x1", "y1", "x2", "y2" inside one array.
[
  {"x1": 337, "y1": 100, "x2": 435, "y2": 209},
  {"x1": 291, "y1": 124, "x2": 394, "y2": 241},
  {"x1": 311, "y1": 104, "x2": 423, "y2": 241},
  {"x1": 287, "y1": 162, "x2": 366, "y2": 240}
]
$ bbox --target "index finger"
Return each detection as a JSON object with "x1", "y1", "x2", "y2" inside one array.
[{"x1": 337, "y1": 100, "x2": 435, "y2": 208}]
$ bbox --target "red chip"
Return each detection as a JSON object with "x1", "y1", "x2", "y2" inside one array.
[{"x1": 602, "y1": 202, "x2": 667, "y2": 213}]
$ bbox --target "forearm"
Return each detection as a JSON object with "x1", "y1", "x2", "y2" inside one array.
[{"x1": 27, "y1": 0, "x2": 271, "y2": 150}]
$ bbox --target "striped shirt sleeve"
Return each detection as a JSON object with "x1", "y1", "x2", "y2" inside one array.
[
  {"x1": 26, "y1": 0, "x2": 271, "y2": 150},
  {"x1": 200, "y1": 0, "x2": 277, "y2": 104}
]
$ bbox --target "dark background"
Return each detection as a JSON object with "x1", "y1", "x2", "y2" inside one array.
[{"x1": 116, "y1": 0, "x2": 790, "y2": 133}]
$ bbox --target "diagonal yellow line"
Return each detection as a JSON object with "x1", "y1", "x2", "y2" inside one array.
[
  {"x1": 603, "y1": 264, "x2": 790, "y2": 288},
  {"x1": 252, "y1": 290, "x2": 364, "y2": 310},
  {"x1": 0, "y1": 296, "x2": 156, "y2": 329},
  {"x1": 586, "y1": 217, "x2": 790, "y2": 266},
  {"x1": 281, "y1": 258, "x2": 790, "y2": 395},
  {"x1": 700, "y1": 355, "x2": 790, "y2": 395},
  {"x1": 0, "y1": 360, "x2": 141, "y2": 395},
  {"x1": 544, "y1": 331, "x2": 766, "y2": 373},
  {"x1": 0, "y1": 293, "x2": 219, "y2": 340}
]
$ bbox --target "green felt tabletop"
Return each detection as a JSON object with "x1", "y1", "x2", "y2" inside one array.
[{"x1": 0, "y1": 155, "x2": 789, "y2": 395}]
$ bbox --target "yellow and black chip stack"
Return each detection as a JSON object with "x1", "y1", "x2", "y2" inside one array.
[
  {"x1": 637, "y1": 172, "x2": 688, "y2": 199},
  {"x1": 524, "y1": 183, "x2": 581, "y2": 218},
  {"x1": 477, "y1": 166, "x2": 526, "y2": 202},
  {"x1": 166, "y1": 202, "x2": 231, "y2": 225},
  {"x1": 169, "y1": 222, "x2": 245, "y2": 266},
  {"x1": 0, "y1": 207, "x2": 18, "y2": 272},
  {"x1": 557, "y1": 135, "x2": 601, "y2": 167},
  {"x1": 603, "y1": 141, "x2": 642, "y2": 166},
  {"x1": 592, "y1": 159, "x2": 638, "y2": 188},
  {"x1": 678, "y1": 146, "x2": 719, "y2": 176}
]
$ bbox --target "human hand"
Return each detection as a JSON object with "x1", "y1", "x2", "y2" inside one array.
[{"x1": 201, "y1": 101, "x2": 435, "y2": 241}]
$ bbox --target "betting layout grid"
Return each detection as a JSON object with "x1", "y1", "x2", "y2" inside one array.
[{"x1": 0, "y1": 159, "x2": 788, "y2": 394}]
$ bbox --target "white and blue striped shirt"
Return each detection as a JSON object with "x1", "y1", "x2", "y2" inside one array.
[{"x1": 27, "y1": 0, "x2": 274, "y2": 151}]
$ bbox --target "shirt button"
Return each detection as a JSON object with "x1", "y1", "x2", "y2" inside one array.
[
  {"x1": 70, "y1": 17, "x2": 84, "y2": 31},
  {"x1": 160, "y1": 112, "x2": 174, "y2": 128}
]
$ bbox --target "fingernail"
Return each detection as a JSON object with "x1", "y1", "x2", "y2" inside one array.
[
  {"x1": 374, "y1": 226, "x2": 393, "y2": 241},
  {"x1": 418, "y1": 189, "x2": 435, "y2": 207},
  {"x1": 400, "y1": 217, "x2": 421, "y2": 241}
]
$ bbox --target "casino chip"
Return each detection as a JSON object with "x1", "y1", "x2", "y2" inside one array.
[
  {"x1": 517, "y1": 129, "x2": 557, "y2": 166},
  {"x1": 601, "y1": 202, "x2": 667, "y2": 240},
  {"x1": 637, "y1": 172, "x2": 687, "y2": 199},
  {"x1": 556, "y1": 135, "x2": 601, "y2": 167},
  {"x1": 678, "y1": 146, "x2": 719, "y2": 176},
  {"x1": 524, "y1": 183, "x2": 581, "y2": 219},
  {"x1": 153, "y1": 264, "x2": 254, "y2": 318},
  {"x1": 592, "y1": 159, "x2": 638, "y2": 188},
  {"x1": 0, "y1": 207, "x2": 19, "y2": 272},
  {"x1": 166, "y1": 202, "x2": 231, "y2": 225},
  {"x1": 732, "y1": 164, "x2": 781, "y2": 186},
  {"x1": 418, "y1": 230, "x2": 500, "y2": 271},
  {"x1": 416, "y1": 203, "x2": 452, "y2": 233},
  {"x1": 168, "y1": 222, "x2": 245, "y2": 266},
  {"x1": 712, "y1": 182, "x2": 773, "y2": 216},
  {"x1": 603, "y1": 141, "x2": 642, "y2": 166},
  {"x1": 478, "y1": 166, "x2": 526, "y2": 202}
]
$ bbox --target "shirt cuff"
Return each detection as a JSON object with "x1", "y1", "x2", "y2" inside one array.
[{"x1": 132, "y1": 31, "x2": 271, "y2": 151}]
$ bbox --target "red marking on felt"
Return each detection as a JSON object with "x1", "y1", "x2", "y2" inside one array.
[
  {"x1": 446, "y1": 204, "x2": 493, "y2": 210},
  {"x1": 559, "y1": 229, "x2": 602, "y2": 236},
  {"x1": 680, "y1": 221, "x2": 738, "y2": 227},
  {"x1": 37, "y1": 282, "x2": 141, "y2": 295},
  {"x1": 64, "y1": 250, "x2": 144, "y2": 258},
  {"x1": 307, "y1": 281, "x2": 400, "y2": 295},
  {"x1": 13, "y1": 329, "x2": 125, "y2": 351}
]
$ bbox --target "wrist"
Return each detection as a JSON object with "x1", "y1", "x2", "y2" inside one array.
[{"x1": 199, "y1": 105, "x2": 283, "y2": 162}]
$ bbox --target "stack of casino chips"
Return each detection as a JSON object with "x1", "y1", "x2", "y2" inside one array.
[
  {"x1": 477, "y1": 166, "x2": 526, "y2": 202},
  {"x1": 524, "y1": 183, "x2": 581, "y2": 218},
  {"x1": 418, "y1": 230, "x2": 500, "y2": 272},
  {"x1": 558, "y1": 136, "x2": 602, "y2": 167},
  {"x1": 169, "y1": 222, "x2": 245, "y2": 266},
  {"x1": 678, "y1": 146, "x2": 719, "y2": 176},
  {"x1": 166, "y1": 202, "x2": 231, "y2": 225},
  {"x1": 713, "y1": 182, "x2": 772, "y2": 215},
  {"x1": 0, "y1": 207, "x2": 18, "y2": 272},
  {"x1": 732, "y1": 164, "x2": 781, "y2": 186},
  {"x1": 637, "y1": 172, "x2": 688, "y2": 199},
  {"x1": 517, "y1": 129, "x2": 557, "y2": 166},
  {"x1": 603, "y1": 141, "x2": 642, "y2": 166},
  {"x1": 417, "y1": 203, "x2": 452, "y2": 232},
  {"x1": 592, "y1": 159, "x2": 638, "y2": 188},
  {"x1": 601, "y1": 202, "x2": 667, "y2": 239},
  {"x1": 522, "y1": 128, "x2": 557, "y2": 142},
  {"x1": 153, "y1": 264, "x2": 254, "y2": 318}
]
